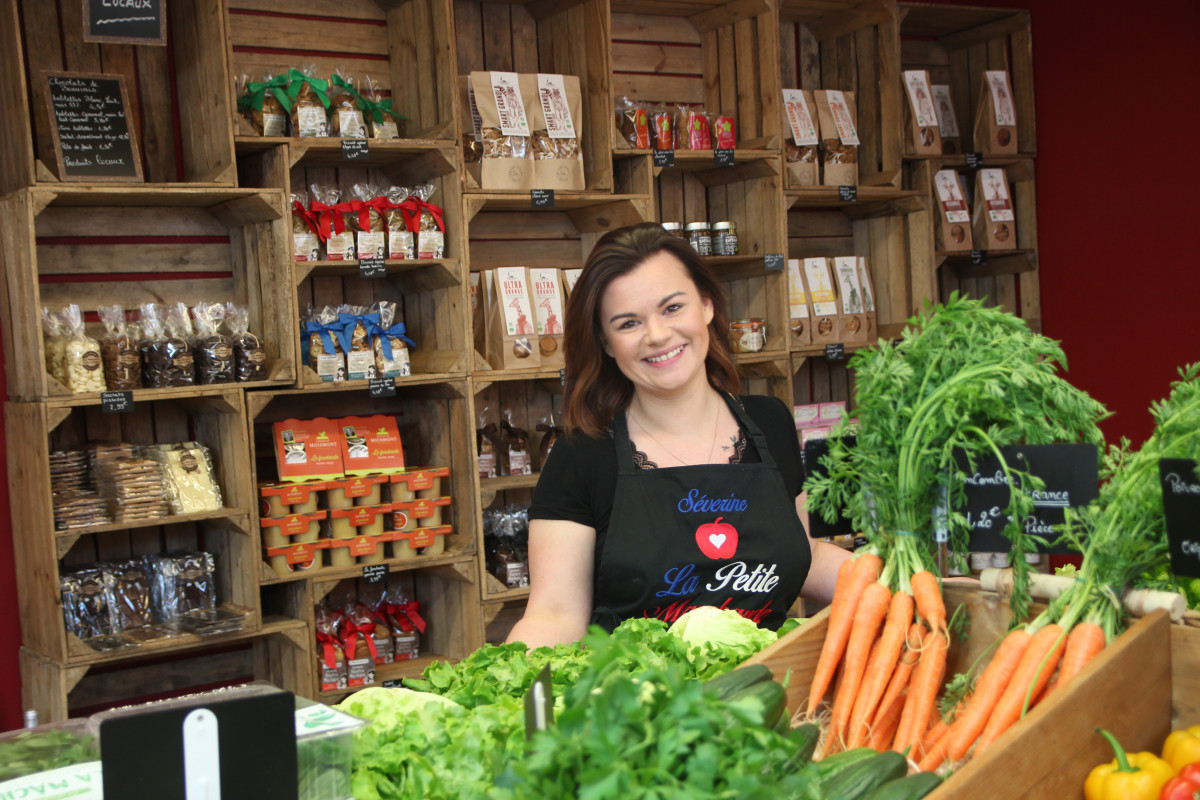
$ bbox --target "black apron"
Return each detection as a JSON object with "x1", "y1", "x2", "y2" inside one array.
[{"x1": 591, "y1": 394, "x2": 812, "y2": 631}]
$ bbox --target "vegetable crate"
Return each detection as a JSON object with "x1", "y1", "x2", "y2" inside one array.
[
  {"x1": 0, "y1": 0, "x2": 238, "y2": 192},
  {"x1": 746, "y1": 584, "x2": 1178, "y2": 800},
  {"x1": 237, "y1": 141, "x2": 470, "y2": 387},
  {"x1": 779, "y1": 0, "x2": 903, "y2": 188},
  {"x1": 454, "y1": 0, "x2": 614, "y2": 193},
  {"x1": 0, "y1": 186, "x2": 298, "y2": 402},
  {"x1": 4, "y1": 387, "x2": 259, "y2": 666},
  {"x1": 226, "y1": 0, "x2": 458, "y2": 142}
]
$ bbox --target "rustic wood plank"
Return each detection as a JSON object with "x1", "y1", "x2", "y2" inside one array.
[
  {"x1": 854, "y1": 24, "x2": 878, "y2": 173},
  {"x1": 228, "y1": 0, "x2": 384, "y2": 20},
  {"x1": 455, "y1": 0, "x2": 486, "y2": 74},
  {"x1": 612, "y1": 40, "x2": 703, "y2": 75},
  {"x1": 481, "y1": 3, "x2": 515, "y2": 71},
  {"x1": 779, "y1": 21, "x2": 798, "y2": 90},
  {"x1": 136, "y1": 31, "x2": 179, "y2": 182},
  {"x1": 227, "y1": 11, "x2": 390, "y2": 55},
  {"x1": 36, "y1": 243, "x2": 233, "y2": 274},
  {"x1": 612, "y1": 12, "x2": 701, "y2": 45},
  {"x1": 611, "y1": 73, "x2": 705, "y2": 104},
  {"x1": 734, "y1": 18, "x2": 757, "y2": 136},
  {"x1": 1009, "y1": 26, "x2": 1036, "y2": 155}
]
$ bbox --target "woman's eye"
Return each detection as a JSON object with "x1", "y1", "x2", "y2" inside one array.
[
  {"x1": 665, "y1": 303, "x2": 683, "y2": 314},
  {"x1": 617, "y1": 319, "x2": 638, "y2": 330}
]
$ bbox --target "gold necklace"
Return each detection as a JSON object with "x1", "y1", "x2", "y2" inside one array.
[{"x1": 628, "y1": 398, "x2": 722, "y2": 467}]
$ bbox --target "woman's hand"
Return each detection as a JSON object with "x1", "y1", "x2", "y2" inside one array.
[{"x1": 505, "y1": 518, "x2": 596, "y2": 648}]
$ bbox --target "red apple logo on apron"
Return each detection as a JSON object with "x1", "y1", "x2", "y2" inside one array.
[{"x1": 695, "y1": 517, "x2": 738, "y2": 559}]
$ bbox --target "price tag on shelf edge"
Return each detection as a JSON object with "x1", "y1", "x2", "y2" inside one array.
[
  {"x1": 362, "y1": 564, "x2": 390, "y2": 584},
  {"x1": 531, "y1": 189, "x2": 555, "y2": 208},
  {"x1": 368, "y1": 376, "x2": 397, "y2": 398},
  {"x1": 714, "y1": 148, "x2": 735, "y2": 167},
  {"x1": 341, "y1": 139, "x2": 370, "y2": 160},
  {"x1": 970, "y1": 249, "x2": 988, "y2": 265},
  {"x1": 825, "y1": 342, "x2": 845, "y2": 362},
  {"x1": 652, "y1": 149, "x2": 675, "y2": 167},
  {"x1": 838, "y1": 185, "x2": 858, "y2": 203},
  {"x1": 101, "y1": 391, "x2": 134, "y2": 414},
  {"x1": 359, "y1": 255, "x2": 386, "y2": 278},
  {"x1": 964, "y1": 152, "x2": 984, "y2": 169},
  {"x1": 381, "y1": 679, "x2": 403, "y2": 689},
  {"x1": 763, "y1": 253, "x2": 786, "y2": 272}
]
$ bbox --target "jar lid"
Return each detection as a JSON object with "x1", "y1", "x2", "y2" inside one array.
[
  {"x1": 712, "y1": 221, "x2": 732, "y2": 232},
  {"x1": 685, "y1": 222, "x2": 709, "y2": 232},
  {"x1": 661, "y1": 222, "x2": 682, "y2": 231}
]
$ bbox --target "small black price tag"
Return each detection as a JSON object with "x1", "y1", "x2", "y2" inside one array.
[
  {"x1": 559, "y1": 369, "x2": 566, "y2": 387},
  {"x1": 970, "y1": 249, "x2": 988, "y2": 265},
  {"x1": 714, "y1": 148, "x2": 735, "y2": 167},
  {"x1": 825, "y1": 342, "x2": 845, "y2": 361},
  {"x1": 368, "y1": 376, "x2": 397, "y2": 398},
  {"x1": 359, "y1": 255, "x2": 386, "y2": 278},
  {"x1": 101, "y1": 391, "x2": 134, "y2": 414},
  {"x1": 362, "y1": 564, "x2": 389, "y2": 584},
  {"x1": 763, "y1": 253, "x2": 786, "y2": 272},
  {"x1": 853, "y1": 536, "x2": 870, "y2": 549},
  {"x1": 341, "y1": 139, "x2": 370, "y2": 160},
  {"x1": 964, "y1": 152, "x2": 984, "y2": 169},
  {"x1": 381, "y1": 679, "x2": 403, "y2": 689},
  {"x1": 1161, "y1": 458, "x2": 1200, "y2": 578},
  {"x1": 838, "y1": 185, "x2": 858, "y2": 202},
  {"x1": 652, "y1": 148, "x2": 675, "y2": 167},
  {"x1": 524, "y1": 664, "x2": 555, "y2": 740},
  {"x1": 531, "y1": 189, "x2": 555, "y2": 208}
]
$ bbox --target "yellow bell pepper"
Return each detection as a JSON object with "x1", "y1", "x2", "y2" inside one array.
[
  {"x1": 1163, "y1": 725, "x2": 1200, "y2": 772},
  {"x1": 1084, "y1": 729, "x2": 1176, "y2": 800}
]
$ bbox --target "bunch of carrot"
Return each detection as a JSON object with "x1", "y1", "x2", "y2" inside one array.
[{"x1": 806, "y1": 540, "x2": 949, "y2": 758}]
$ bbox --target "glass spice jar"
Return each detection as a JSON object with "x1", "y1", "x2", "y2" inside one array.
[
  {"x1": 661, "y1": 222, "x2": 685, "y2": 238},
  {"x1": 729, "y1": 317, "x2": 765, "y2": 353},
  {"x1": 712, "y1": 221, "x2": 738, "y2": 255},
  {"x1": 685, "y1": 222, "x2": 712, "y2": 255}
]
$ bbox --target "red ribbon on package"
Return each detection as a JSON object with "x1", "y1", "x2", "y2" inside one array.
[
  {"x1": 316, "y1": 631, "x2": 341, "y2": 670},
  {"x1": 399, "y1": 199, "x2": 445, "y2": 235},
  {"x1": 340, "y1": 619, "x2": 379, "y2": 662},
  {"x1": 292, "y1": 199, "x2": 322, "y2": 237},
  {"x1": 387, "y1": 600, "x2": 427, "y2": 634},
  {"x1": 347, "y1": 196, "x2": 393, "y2": 233},
  {"x1": 309, "y1": 201, "x2": 348, "y2": 239}
]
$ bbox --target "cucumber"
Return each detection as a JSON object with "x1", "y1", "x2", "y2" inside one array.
[
  {"x1": 786, "y1": 723, "x2": 820, "y2": 765},
  {"x1": 702, "y1": 664, "x2": 773, "y2": 700},
  {"x1": 859, "y1": 772, "x2": 942, "y2": 800},
  {"x1": 727, "y1": 678, "x2": 787, "y2": 729},
  {"x1": 822, "y1": 751, "x2": 909, "y2": 800},
  {"x1": 814, "y1": 747, "x2": 878, "y2": 783}
]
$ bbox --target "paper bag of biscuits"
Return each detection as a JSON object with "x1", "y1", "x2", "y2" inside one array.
[
  {"x1": 786, "y1": 259, "x2": 814, "y2": 345},
  {"x1": 526, "y1": 73, "x2": 584, "y2": 191},
  {"x1": 933, "y1": 169, "x2": 973, "y2": 252},
  {"x1": 815, "y1": 90, "x2": 860, "y2": 186},
  {"x1": 801, "y1": 257, "x2": 840, "y2": 345},
  {"x1": 460, "y1": 76, "x2": 484, "y2": 186},
  {"x1": 931, "y1": 84, "x2": 961, "y2": 154},
  {"x1": 471, "y1": 71, "x2": 534, "y2": 191},
  {"x1": 486, "y1": 266, "x2": 541, "y2": 370},
  {"x1": 972, "y1": 167, "x2": 1017, "y2": 250},
  {"x1": 902, "y1": 70, "x2": 942, "y2": 155},
  {"x1": 974, "y1": 70, "x2": 1017, "y2": 155},
  {"x1": 832, "y1": 256, "x2": 868, "y2": 345},
  {"x1": 856, "y1": 257, "x2": 877, "y2": 341},
  {"x1": 783, "y1": 89, "x2": 820, "y2": 187},
  {"x1": 528, "y1": 267, "x2": 566, "y2": 367}
]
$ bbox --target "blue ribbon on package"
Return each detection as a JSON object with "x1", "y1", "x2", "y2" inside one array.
[
  {"x1": 333, "y1": 312, "x2": 377, "y2": 355},
  {"x1": 368, "y1": 320, "x2": 417, "y2": 360},
  {"x1": 302, "y1": 319, "x2": 341, "y2": 361}
]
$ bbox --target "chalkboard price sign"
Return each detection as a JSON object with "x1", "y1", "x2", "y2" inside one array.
[
  {"x1": 652, "y1": 149, "x2": 675, "y2": 167},
  {"x1": 41, "y1": 71, "x2": 143, "y2": 182},
  {"x1": 84, "y1": 0, "x2": 167, "y2": 45},
  {"x1": 362, "y1": 564, "x2": 389, "y2": 584},
  {"x1": 762, "y1": 253, "x2": 786, "y2": 272},
  {"x1": 825, "y1": 342, "x2": 845, "y2": 361},
  {"x1": 1160, "y1": 458, "x2": 1200, "y2": 579},
  {"x1": 838, "y1": 185, "x2": 858, "y2": 203},
  {"x1": 530, "y1": 189, "x2": 555, "y2": 208}
]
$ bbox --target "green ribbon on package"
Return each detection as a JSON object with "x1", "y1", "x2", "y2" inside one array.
[
  {"x1": 330, "y1": 74, "x2": 406, "y2": 125},
  {"x1": 237, "y1": 73, "x2": 292, "y2": 114},
  {"x1": 286, "y1": 69, "x2": 332, "y2": 109}
]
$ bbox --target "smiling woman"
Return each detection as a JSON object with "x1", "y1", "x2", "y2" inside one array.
[{"x1": 505, "y1": 223, "x2": 851, "y2": 649}]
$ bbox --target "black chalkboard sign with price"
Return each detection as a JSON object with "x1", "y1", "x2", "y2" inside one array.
[
  {"x1": 41, "y1": 71, "x2": 144, "y2": 182},
  {"x1": 84, "y1": 0, "x2": 168, "y2": 45}
]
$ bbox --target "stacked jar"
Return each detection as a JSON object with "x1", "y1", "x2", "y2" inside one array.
[{"x1": 390, "y1": 467, "x2": 453, "y2": 559}]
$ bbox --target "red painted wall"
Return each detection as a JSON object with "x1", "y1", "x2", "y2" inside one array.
[{"x1": 0, "y1": 0, "x2": 1197, "y2": 731}]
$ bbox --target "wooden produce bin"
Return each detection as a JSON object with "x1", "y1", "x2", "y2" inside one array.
[
  {"x1": 0, "y1": 186, "x2": 297, "y2": 402},
  {"x1": 746, "y1": 584, "x2": 1178, "y2": 800},
  {"x1": 226, "y1": 0, "x2": 458, "y2": 142},
  {"x1": 454, "y1": 0, "x2": 614, "y2": 193},
  {"x1": 5, "y1": 387, "x2": 259, "y2": 667},
  {"x1": 0, "y1": 0, "x2": 238, "y2": 192},
  {"x1": 779, "y1": 0, "x2": 903, "y2": 189}
]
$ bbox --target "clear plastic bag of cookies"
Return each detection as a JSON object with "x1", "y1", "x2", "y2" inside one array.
[
  {"x1": 61, "y1": 567, "x2": 113, "y2": 640},
  {"x1": 361, "y1": 73, "x2": 401, "y2": 139},
  {"x1": 61, "y1": 304, "x2": 106, "y2": 394},
  {"x1": 348, "y1": 181, "x2": 388, "y2": 260},
  {"x1": 651, "y1": 103, "x2": 674, "y2": 150},
  {"x1": 235, "y1": 71, "x2": 289, "y2": 137},
  {"x1": 310, "y1": 183, "x2": 355, "y2": 261},
  {"x1": 143, "y1": 550, "x2": 216, "y2": 624},
  {"x1": 192, "y1": 301, "x2": 234, "y2": 385},
  {"x1": 615, "y1": 96, "x2": 650, "y2": 149},
  {"x1": 501, "y1": 408, "x2": 532, "y2": 476},
  {"x1": 98, "y1": 304, "x2": 142, "y2": 390},
  {"x1": 329, "y1": 68, "x2": 367, "y2": 139},
  {"x1": 103, "y1": 558, "x2": 154, "y2": 632},
  {"x1": 675, "y1": 105, "x2": 712, "y2": 150},
  {"x1": 165, "y1": 302, "x2": 199, "y2": 386},
  {"x1": 224, "y1": 302, "x2": 268, "y2": 382},
  {"x1": 384, "y1": 185, "x2": 414, "y2": 260},
  {"x1": 337, "y1": 303, "x2": 375, "y2": 380},
  {"x1": 305, "y1": 304, "x2": 346, "y2": 381},
  {"x1": 291, "y1": 190, "x2": 321, "y2": 262},
  {"x1": 410, "y1": 183, "x2": 445, "y2": 259},
  {"x1": 147, "y1": 441, "x2": 224, "y2": 514},
  {"x1": 476, "y1": 406, "x2": 502, "y2": 478},
  {"x1": 42, "y1": 306, "x2": 69, "y2": 387},
  {"x1": 371, "y1": 300, "x2": 414, "y2": 378},
  {"x1": 287, "y1": 64, "x2": 331, "y2": 138}
]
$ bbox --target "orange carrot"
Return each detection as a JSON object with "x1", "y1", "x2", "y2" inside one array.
[
  {"x1": 878, "y1": 622, "x2": 924, "y2": 751},
  {"x1": 917, "y1": 730, "x2": 950, "y2": 772},
  {"x1": 893, "y1": 628, "x2": 948, "y2": 754},
  {"x1": 807, "y1": 552, "x2": 884, "y2": 715},
  {"x1": 973, "y1": 624, "x2": 1066, "y2": 755},
  {"x1": 847, "y1": 590, "x2": 914, "y2": 748},
  {"x1": 944, "y1": 628, "x2": 1032, "y2": 762},
  {"x1": 1050, "y1": 621, "x2": 1106, "y2": 692},
  {"x1": 830, "y1": 580, "x2": 892, "y2": 746},
  {"x1": 868, "y1": 686, "x2": 907, "y2": 752},
  {"x1": 910, "y1": 570, "x2": 945, "y2": 631},
  {"x1": 919, "y1": 700, "x2": 962, "y2": 757}
]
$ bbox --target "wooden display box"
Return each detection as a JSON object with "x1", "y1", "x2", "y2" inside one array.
[
  {"x1": 4, "y1": 387, "x2": 258, "y2": 666},
  {"x1": 779, "y1": 0, "x2": 903, "y2": 188},
  {"x1": 0, "y1": 0, "x2": 238, "y2": 193},
  {"x1": 454, "y1": 0, "x2": 614, "y2": 193},
  {"x1": 746, "y1": 585, "x2": 1179, "y2": 800},
  {"x1": 226, "y1": 0, "x2": 458, "y2": 142},
  {"x1": 900, "y1": 4, "x2": 1035, "y2": 158},
  {"x1": 610, "y1": 0, "x2": 781, "y2": 153},
  {"x1": 246, "y1": 380, "x2": 480, "y2": 586},
  {"x1": 20, "y1": 620, "x2": 310, "y2": 722},
  {"x1": 0, "y1": 186, "x2": 297, "y2": 402}
]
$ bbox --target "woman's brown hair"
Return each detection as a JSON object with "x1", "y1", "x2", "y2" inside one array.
[{"x1": 562, "y1": 222, "x2": 739, "y2": 437}]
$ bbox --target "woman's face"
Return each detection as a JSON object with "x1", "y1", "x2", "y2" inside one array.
[{"x1": 599, "y1": 251, "x2": 714, "y2": 401}]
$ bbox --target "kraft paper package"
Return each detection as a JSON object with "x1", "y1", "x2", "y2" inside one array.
[
  {"x1": 782, "y1": 88, "x2": 820, "y2": 187},
  {"x1": 528, "y1": 267, "x2": 566, "y2": 367},
  {"x1": 800, "y1": 257, "x2": 840, "y2": 345},
  {"x1": 786, "y1": 259, "x2": 813, "y2": 346},
  {"x1": 931, "y1": 84, "x2": 961, "y2": 154},
  {"x1": 972, "y1": 167, "x2": 1017, "y2": 250},
  {"x1": 832, "y1": 256, "x2": 869, "y2": 345},
  {"x1": 524, "y1": 73, "x2": 585, "y2": 191},
  {"x1": 814, "y1": 90, "x2": 859, "y2": 186},
  {"x1": 902, "y1": 70, "x2": 942, "y2": 155},
  {"x1": 485, "y1": 267, "x2": 542, "y2": 370},
  {"x1": 856, "y1": 257, "x2": 877, "y2": 342},
  {"x1": 470, "y1": 71, "x2": 534, "y2": 192},
  {"x1": 974, "y1": 70, "x2": 1018, "y2": 155},
  {"x1": 933, "y1": 168, "x2": 974, "y2": 252}
]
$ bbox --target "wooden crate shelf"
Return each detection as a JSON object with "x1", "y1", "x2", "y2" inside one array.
[
  {"x1": 259, "y1": 551, "x2": 476, "y2": 587},
  {"x1": 5, "y1": 387, "x2": 258, "y2": 667},
  {"x1": 0, "y1": 0, "x2": 238, "y2": 193},
  {"x1": 0, "y1": 186, "x2": 297, "y2": 402}
]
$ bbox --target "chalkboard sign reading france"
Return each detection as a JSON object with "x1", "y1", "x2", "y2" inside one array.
[
  {"x1": 43, "y1": 71, "x2": 143, "y2": 181},
  {"x1": 84, "y1": 0, "x2": 167, "y2": 45}
]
